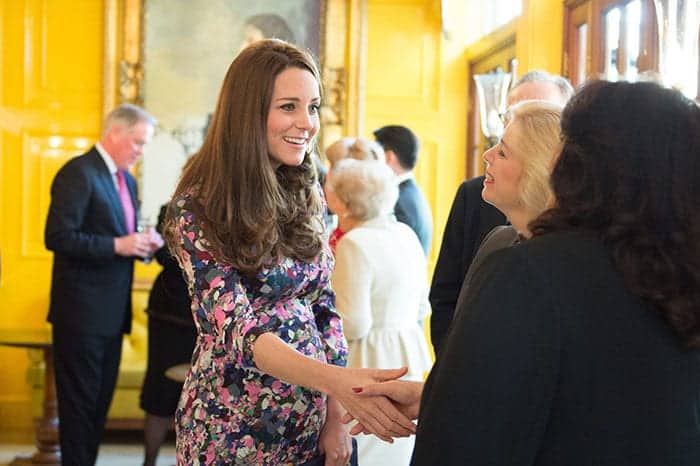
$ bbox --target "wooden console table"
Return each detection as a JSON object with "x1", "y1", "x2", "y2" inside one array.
[{"x1": 0, "y1": 328, "x2": 60, "y2": 466}]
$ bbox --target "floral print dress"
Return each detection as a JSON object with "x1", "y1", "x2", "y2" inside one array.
[{"x1": 169, "y1": 192, "x2": 348, "y2": 465}]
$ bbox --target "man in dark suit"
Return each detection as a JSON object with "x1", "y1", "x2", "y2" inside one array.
[
  {"x1": 429, "y1": 71, "x2": 574, "y2": 356},
  {"x1": 373, "y1": 125, "x2": 433, "y2": 255},
  {"x1": 45, "y1": 104, "x2": 162, "y2": 465}
]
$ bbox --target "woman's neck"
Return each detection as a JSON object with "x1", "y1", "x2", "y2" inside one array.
[
  {"x1": 505, "y1": 208, "x2": 535, "y2": 239},
  {"x1": 337, "y1": 215, "x2": 361, "y2": 233}
]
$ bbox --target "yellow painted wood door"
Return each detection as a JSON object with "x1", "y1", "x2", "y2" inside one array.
[
  {"x1": 0, "y1": 0, "x2": 104, "y2": 433},
  {"x1": 364, "y1": 0, "x2": 469, "y2": 265}
]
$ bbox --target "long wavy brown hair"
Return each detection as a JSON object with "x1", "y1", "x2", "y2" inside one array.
[
  {"x1": 166, "y1": 39, "x2": 324, "y2": 275},
  {"x1": 530, "y1": 80, "x2": 700, "y2": 349}
]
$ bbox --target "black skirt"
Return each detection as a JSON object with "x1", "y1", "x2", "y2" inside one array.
[{"x1": 139, "y1": 314, "x2": 197, "y2": 417}]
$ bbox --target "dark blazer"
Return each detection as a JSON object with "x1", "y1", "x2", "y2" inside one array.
[
  {"x1": 453, "y1": 225, "x2": 520, "y2": 321},
  {"x1": 414, "y1": 231, "x2": 700, "y2": 465},
  {"x1": 428, "y1": 176, "x2": 506, "y2": 355},
  {"x1": 45, "y1": 147, "x2": 137, "y2": 337},
  {"x1": 395, "y1": 177, "x2": 433, "y2": 255}
]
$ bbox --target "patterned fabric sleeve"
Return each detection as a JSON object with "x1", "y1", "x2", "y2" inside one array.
[
  {"x1": 170, "y1": 194, "x2": 285, "y2": 369},
  {"x1": 311, "y1": 278, "x2": 348, "y2": 368},
  {"x1": 314, "y1": 187, "x2": 348, "y2": 367}
]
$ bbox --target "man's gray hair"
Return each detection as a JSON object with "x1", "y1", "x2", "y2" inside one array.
[
  {"x1": 102, "y1": 104, "x2": 156, "y2": 137},
  {"x1": 513, "y1": 70, "x2": 574, "y2": 102}
]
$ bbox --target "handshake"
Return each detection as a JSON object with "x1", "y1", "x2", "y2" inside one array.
[{"x1": 338, "y1": 368, "x2": 425, "y2": 442}]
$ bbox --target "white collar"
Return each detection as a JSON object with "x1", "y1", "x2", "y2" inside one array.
[
  {"x1": 359, "y1": 215, "x2": 396, "y2": 229},
  {"x1": 95, "y1": 143, "x2": 118, "y2": 176},
  {"x1": 395, "y1": 171, "x2": 414, "y2": 184}
]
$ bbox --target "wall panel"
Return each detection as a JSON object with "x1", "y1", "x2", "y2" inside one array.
[
  {"x1": 366, "y1": 1, "x2": 439, "y2": 113},
  {"x1": 0, "y1": 0, "x2": 104, "y2": 436},
  {"x1": 364, "y1": 0, "x2": 474, "y2": 270},
  {"x1": 21, "y1": 134, "x2": 90, "y2": 257}
]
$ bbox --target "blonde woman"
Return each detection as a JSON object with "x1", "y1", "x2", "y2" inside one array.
[
  {"x1": 456, "y1": 99, "x2": 563, "y2": 294},
  {"x1": 323, "y1": 137, "x2": 385, "y2": 253},
  {"x1": 348, "y1": 99, "x2": 563, "y2": 434},
  {"x1": 325, "y1": 159, "x2": 432, "y2": 466}
]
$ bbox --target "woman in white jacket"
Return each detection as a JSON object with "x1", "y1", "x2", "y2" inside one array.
[{"x1": 325, "y1": 158, "x2": 433, "y2": 466}]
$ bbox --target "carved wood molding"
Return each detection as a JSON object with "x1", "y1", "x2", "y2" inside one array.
[{"x1": 103, "y1": 0, "x2": 143, "y2": 117}]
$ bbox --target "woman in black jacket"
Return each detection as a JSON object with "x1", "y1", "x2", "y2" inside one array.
[{"x1": 353, "y1": 80, "x2": 700, "y2": 466}]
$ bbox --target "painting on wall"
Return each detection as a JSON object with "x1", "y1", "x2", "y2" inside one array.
[{"x1": 136, "y1": 0, "x2": 323, "y2": 223}]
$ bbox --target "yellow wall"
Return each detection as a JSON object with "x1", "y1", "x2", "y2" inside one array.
[
  {"x1": 0, "y1": 0, "x2": 157, "y2": 434},
  {"x1": 0, "y1": 0, "x2": 105, "y2": 433},
  {"x1": 364, "y1": 0, "x2": 468, "y2": 264},
  {"x1": 362, "y1": 0, "x2": 565, "y2": 266},
  {"x1": 0, "y1": 0, "x2": 565, "y2": 435},
  {"x1": 516, "y1": 0, "x2": 564, "y2": 73}
]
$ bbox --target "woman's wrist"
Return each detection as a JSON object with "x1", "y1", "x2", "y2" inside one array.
[
  {"x1": 315, "y1": 363, "x2": 345, "y2": 396},
  {"x1": 325, "y1": 395, "x2": 345, "y2": 420}
]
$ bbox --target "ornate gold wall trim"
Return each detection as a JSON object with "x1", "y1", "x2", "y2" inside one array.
[
  {"x1": 103, "y1": 0, "x2": 143, "y2": 117},
  {"x1": 103, "y1": 0, "x2": 361, "y2": 144}
]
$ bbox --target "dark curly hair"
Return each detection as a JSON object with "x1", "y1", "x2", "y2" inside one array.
[
  {"x1": 166, "y1": 39, "x2": 324, "y2": 275},
  {"x1": 530, "y1": 80, "x2": 700, "y2": 349}
]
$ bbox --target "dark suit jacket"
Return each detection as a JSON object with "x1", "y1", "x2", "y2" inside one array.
[
  {"x1": 429, "y1": 176, "x2": 506, "y2": 355},
  {"x1": 453, "y1": 225, "x2": 520, "y2": 320},
  {"x1": 414, "y1": 231, "x2": 700, "y2": 465},
  {"x1": 45, "y1": 147, "x2": 137, "y2": 337},
  {"x1": 395, "y1": 177, "x2": 433, "y2": 255}
]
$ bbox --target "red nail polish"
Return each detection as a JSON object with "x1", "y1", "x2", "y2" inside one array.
[{"x1": 352, "y1": 387, "x2": 363, "y2": 393}]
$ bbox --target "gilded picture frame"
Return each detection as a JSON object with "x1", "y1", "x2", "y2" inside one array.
[{"x1": 103, "y1": 0, "x2": 363, "y2": 222}]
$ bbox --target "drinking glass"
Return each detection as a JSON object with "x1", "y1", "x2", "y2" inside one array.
[{"x1": 137, "y1": 217, "x2": 156, "y2": 264}]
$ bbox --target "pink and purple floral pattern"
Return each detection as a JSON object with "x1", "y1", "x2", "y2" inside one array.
[{"x1": 170, "y1": 192, "x2": 348, "y2": 465}]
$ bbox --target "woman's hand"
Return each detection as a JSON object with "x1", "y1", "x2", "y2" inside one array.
[
  {"x1": 342, "y1": 380, "x2": 424, "y2": 436},
  {"x1": 326, "y1": 366, "x2": 416, "y2": 443},
  {"x1": 318, "y1": 397, "x2": 353, "y2": 466}
]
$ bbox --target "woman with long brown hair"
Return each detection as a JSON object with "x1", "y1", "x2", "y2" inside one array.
[{"x1": 166, "y1": 39, "x2": 413, "y2": 465}]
